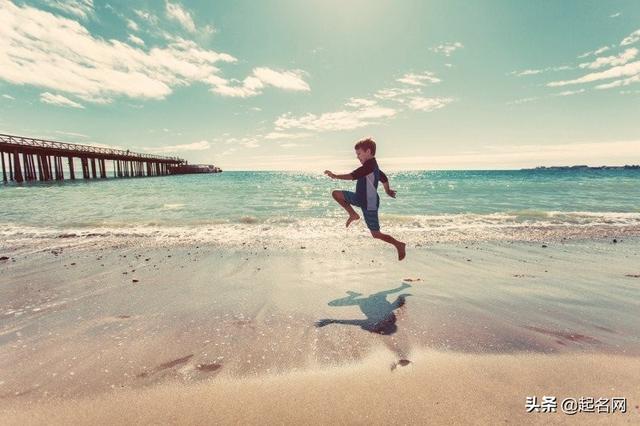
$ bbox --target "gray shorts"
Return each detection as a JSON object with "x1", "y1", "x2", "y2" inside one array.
[{"x1": 341, "y1": 190, "x2": 380, "y2": 231}]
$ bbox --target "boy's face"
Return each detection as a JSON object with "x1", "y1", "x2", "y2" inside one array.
[{"x1": 355, "y1": 148, "x2": 373, "y2": 164}]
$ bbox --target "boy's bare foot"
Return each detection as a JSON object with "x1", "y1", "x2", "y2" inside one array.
[
  {"x1": 397, "y1": 242, "x2": 406, "y2": 261},
  {"x1": 346, "y1": 214, "x2": 360, "y2": 228}
]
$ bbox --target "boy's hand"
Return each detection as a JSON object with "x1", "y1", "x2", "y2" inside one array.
[
  {"x1": 324, "y1": 170, "x2": 336, "y2": 179},
  {"x1": 386, "y1": 188, "x2": 397, "y2": 198}
]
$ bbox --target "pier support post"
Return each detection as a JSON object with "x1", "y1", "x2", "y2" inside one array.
[
  {"x1": 8, "y1": 152, "x2": 14, "y2": 181},
  {"x1": 43, "y1": 155, "x2": 50, "y2": 181},
  {"x1": 1, "y1": 152, "x2": 6, "y2": 183},
  {"x1": 46, "y1": 156, "x2": 52, "y2": 181},
  {"x1": 37, "y1": 155, "x2": 43, "y2": 181},
  {"x1": 1, "y1": 151, "x2": 6, "y2": 183},
  {"x1": 38, "y1": 155, "x2": 45, "y2": 180},
  {"x1": 31, "y1": 155, "x2": 37, "y2": 181},
  {"x1": 29, "y1": 155, "x2": 36, "y2": 181},
  {"x1": 68, "y1": 157, "x2": 75, "y2": 180},
  {"x1": 22, "y1": 153, "x2": 30, "y2": 181},
  {"x1": 13, "y1": 150, "x2": 23, "y2": 183},
  {"x1": 80, "y1": 158, "x2": 87, "y2": 179}
]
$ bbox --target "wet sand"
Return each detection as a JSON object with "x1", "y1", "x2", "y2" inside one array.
[{"x1": 1, "y1": 237, "x2": 640, "y2": 424}]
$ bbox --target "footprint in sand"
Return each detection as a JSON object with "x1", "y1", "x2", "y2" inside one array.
[
  {"x1": 196, "y1": 363, "x2": 222, "y2": 373},
  {"x1": 390, "y1": 359, "x2": 412, "y2": 371},
  {"x1": 136, "y1": 354, "x2": 194, "y2": 378}
]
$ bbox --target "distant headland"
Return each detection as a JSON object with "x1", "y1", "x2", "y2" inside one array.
[{"x1": 522, "y1": 165, "x2": 640, "y2": 171}]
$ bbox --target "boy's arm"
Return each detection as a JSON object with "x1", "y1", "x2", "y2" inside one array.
[
  {"x1": 324, "y1": 170, "x2": 352, "y2": 180},
  {"x1": 380, "y1": 170, "x2": 396, "y2": 198},
  {"x1": 325, "y1": 162, "x2": 374, "y2": 180}
]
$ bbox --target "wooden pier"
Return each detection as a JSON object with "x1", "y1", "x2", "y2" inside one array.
[{"x1": 0, "y1": 133, "x2": 185, "y2": 184}]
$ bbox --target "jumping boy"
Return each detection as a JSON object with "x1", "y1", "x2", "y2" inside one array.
[{"x1": 324, "y1": 138, "x2": 406, "y2": 261}]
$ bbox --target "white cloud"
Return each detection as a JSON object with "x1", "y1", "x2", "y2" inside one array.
[
  {"x1": 0, "y1": 2, "x2": 307, "y2": 103},
  {"x1": 345, "y1": 98, "x2": 377, "y2": 108},
  {"x1": 126, "y1": 19, "x2": 139, "y2": 31},
  {"x1": 509, "y1": 66, "x2": 572, "y2": 77},
  {"x1": 0, "y1": 1, "x2": 236, "y2": 102},
  {"x1": 275, "y1": 104, "x2": 397, "y2": 132},
  {"x1": 506, "y1": 97, "x2": 539, "y2": 105},
  {"x1": 610, "y1": 12, "x2": 621, "y2": 18},
  {"x1": 127, "y1": 34, "x2": 145, "y2": 47},
  {"x1": 269, "y1": 71, "x2": 452, "y2": 135},
  {"x1": 165, "y1": 1, "x2": 196, "y2": 33},
  {"x1": 396, "y1": 71, "x2": 441, "y2": 86},
  {"x1": 133, "y1": 9, "x2": 158, "y2": 25},
  {"x1": 429, "y1": 42, "x2": 463, "y2": 56},
  {"x1": 202, "y1": 25, "x2": 216, "y2": 35},
  {"x1": 374, "y1": 87, "x2": 421, "y2": 100},
  {"x1": 554, "y1": 89, "x2": 585, "y2": 96},
  {"x1": 407, "y1": 97, "x2": 453, "y2": 112},
  {"x1": 264, "y1": 132, "x2": 311, "y2": 140},
  {"x1": 144, "y1": 140, "x2": 210, "y2": 153},
  {"x1": 621, "y1": 29, "x2": 640, "y2": 46},
  {"x1": 252, "y1": 67, "x2": 310, "y2": 91},
  {"x1": 578, "y1": 45, "x2": 611, "y2": 58},
  {"x1": 579, "y1": 48, "x2": 638, "y2": 69},
  {"x1": 2, "y1": 94, "x2": 14, "y2": 100},
  {"x1": 208, "y1": 76, "x2": 262, "y2": 98},
  {"x1": 40, "y1": 92, "x2": 84, "y2": 108},
  {"x1": 44, "y1": 0, "x2": 93, "y2": 20},
  {"x1": 595, "y1": 74, "x2": 640, "y2": 89},
  {"x1": 514, "y1": 69, "x2": 543, "y2": 76},
  {"x1": 548, "y1": 61, "x2": 640, "y2": 87},
  {"x1": 209, "y1": 67, "x2": 310, "y2": 98}
]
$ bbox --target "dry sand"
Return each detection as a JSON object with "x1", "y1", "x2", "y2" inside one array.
[{"x1": 3, "y1": 349, "x2": 640, "y2": 425}]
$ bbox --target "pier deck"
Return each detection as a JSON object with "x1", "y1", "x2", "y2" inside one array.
[{"x1": 0, "y1": 133, "x2": 185, "y2": 183}]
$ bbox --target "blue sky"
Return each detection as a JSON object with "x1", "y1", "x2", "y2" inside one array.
[{"x1": 0, "y1": 0, "x2": 638, "y2": 170}]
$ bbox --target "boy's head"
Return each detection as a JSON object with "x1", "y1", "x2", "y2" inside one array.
[{"x1": 354, "y1": 138, "x2": 376, "y2": 164}]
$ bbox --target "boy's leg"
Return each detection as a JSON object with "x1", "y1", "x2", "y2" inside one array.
[
  {"x1": 371, "y1": 230, "x2": 406, "y2": 261},
  {"x1": 331, "y1": 190, "x2": 360, "y2": 227}
]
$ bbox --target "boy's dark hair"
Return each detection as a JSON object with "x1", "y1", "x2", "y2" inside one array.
[{"x1": 354, "y1": 138, "x2": 376, "y2": 155}]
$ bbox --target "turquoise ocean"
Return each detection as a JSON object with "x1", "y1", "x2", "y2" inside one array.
[{"x1": 2, "y1": 169, "x2": 640, "y2": 247}]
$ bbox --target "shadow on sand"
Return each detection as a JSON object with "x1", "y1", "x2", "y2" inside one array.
[
  {"x1": 315, "y1": 283, "x2": 412, "y2": 335},
  {"x1": 315, "y1": 283, "x2": 413, "y2": 368}
]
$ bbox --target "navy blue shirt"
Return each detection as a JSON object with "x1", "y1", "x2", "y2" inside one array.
[{"x1": 349, "y1": 158, "x2": 388, "y2": 211}]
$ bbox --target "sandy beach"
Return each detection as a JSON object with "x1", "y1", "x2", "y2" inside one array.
[
  {"x1": 2, "y1": 0, "x2": 639, "y2": 422},
  {"x1": 2, "y1": 233, "x2": 640, "y2": 424}
]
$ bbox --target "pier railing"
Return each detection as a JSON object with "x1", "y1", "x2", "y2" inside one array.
[{"x1": 1, "y1": 133, "x2": 186, "y2": 183}]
